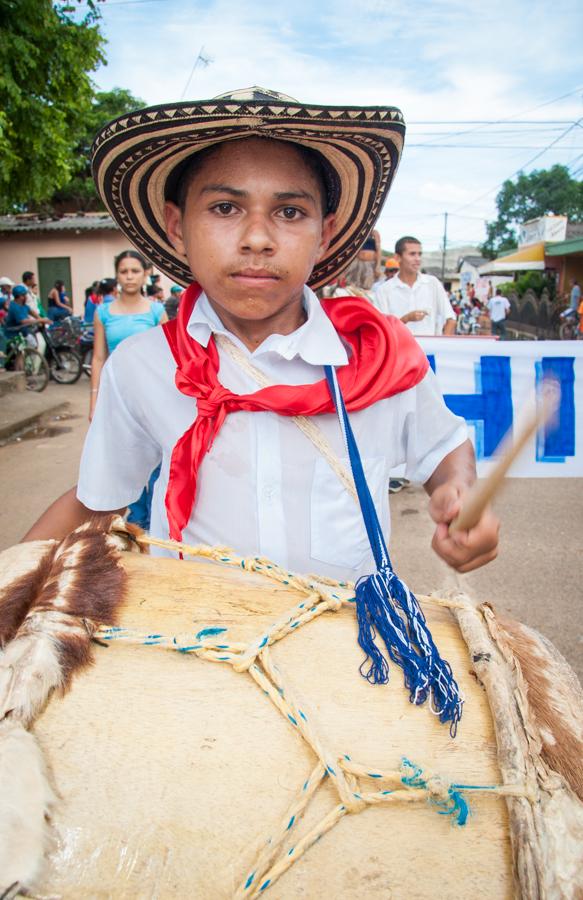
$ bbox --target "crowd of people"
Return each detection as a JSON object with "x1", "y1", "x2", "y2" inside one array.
[{"x1": 3, "y1": 235, "x2": 547, "y2": 373}]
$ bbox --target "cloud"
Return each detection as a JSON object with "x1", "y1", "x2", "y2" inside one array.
[{"x1": 89, "y1": 0, "x2": 583, "y2": 249}]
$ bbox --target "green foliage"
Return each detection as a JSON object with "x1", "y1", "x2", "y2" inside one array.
[
  {"x1": 498, "y1": 273, "x2": 556, "y2": 299},
  {"x1": 480, "y1": 165, "x2": 583, "y2": 259},
  {"x1": 497, "y1": 282, "x2": 516, "y2": 298},
  {"x1": 0, "y1": 0, "x2": 105, "y2": 212},
  {"x1": 50, "y1": 87, "x2": 145, "y2": 211},
  {"x1": 514, "y1": 271, "x2": 556, "y2": 299}
]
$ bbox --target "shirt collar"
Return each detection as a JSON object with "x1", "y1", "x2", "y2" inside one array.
[
  {"x1": 394, "y1": 272, "x2": 429, "y2": 289},
  {"x1": 186, "y1": 286, "x2": 349, "y2": 366}
]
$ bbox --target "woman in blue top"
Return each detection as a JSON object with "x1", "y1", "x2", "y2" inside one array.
[{"x1": 90, "y1": 250, "x2": 167, "y2": 528}]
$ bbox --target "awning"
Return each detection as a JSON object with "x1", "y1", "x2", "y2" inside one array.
[
  {"x1": 545, "y1": 236, "x2": 583, "y2": 256},
  {"x1": 478, "y1": 242, "x2": 545, "y2": 275}
]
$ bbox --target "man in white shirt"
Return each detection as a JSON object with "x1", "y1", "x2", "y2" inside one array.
[
  {"x1": 487, "y1": 288, "x2": 511, "y2": 339},
  {"x1": 24, "y1": 87, "x2": 499, "y2": 580},
  {"x1": 375, "y1": 236, "x2": 457, "y2": 336}
]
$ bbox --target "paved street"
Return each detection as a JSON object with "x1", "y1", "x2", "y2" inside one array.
[{"x1": 1, "y1": 377, "x2": 581, "y2": 681}]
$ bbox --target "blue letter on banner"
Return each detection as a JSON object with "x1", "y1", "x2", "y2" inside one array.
[
  {"x1": 535, "y1": 357, "x2": 575, "y2": 462},
  {"x1": 437, "y1": 356, "x2": 513, "y2": 459}
]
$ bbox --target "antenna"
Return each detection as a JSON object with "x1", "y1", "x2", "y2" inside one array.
[{"x1": 180, "y1": 46, "x2": 213, "y2": 101}]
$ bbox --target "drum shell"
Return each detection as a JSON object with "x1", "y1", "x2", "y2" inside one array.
[{"x1": 27, "y1": 552, "x2": 515, "y2": 897}]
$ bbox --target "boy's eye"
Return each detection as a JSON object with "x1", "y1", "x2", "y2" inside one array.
[
  {"x1": 279, "y1": 207, "x2": 303, "y2": 220},
  {"x1": 213, "y1": 202, "x2": 235, "y2": 215}
]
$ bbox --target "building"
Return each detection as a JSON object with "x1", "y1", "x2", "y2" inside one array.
[
  {"x1": 478, "y1": 216, "x2": 583, "y2": 294},
  {"x1": 0, "y1": 213, "x2": 173, "y2": 314},
  {"x1": 418, "y1": 244, "x2": 481, "y2": 293}
]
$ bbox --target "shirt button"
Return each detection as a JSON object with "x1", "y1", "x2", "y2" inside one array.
[{"x1": 262, "y1": 485, "x2": 275, "y2": 502}]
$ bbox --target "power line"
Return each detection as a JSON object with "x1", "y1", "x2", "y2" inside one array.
[
  {"x1": 407, "y1": 144, "x2": 583, "y2": 150},
  {"x1": 74, "y1": 0, "x2": 169, "y2": 6},
  {"x1": 407, "y1": 120, "x2": 577, "y2": 125},
  {"x1": 451, "y1": 117, "x2": 583, "y2": 215},
  {"x1": 409, "y1": 85, "x2": 583, "y2": 148}
]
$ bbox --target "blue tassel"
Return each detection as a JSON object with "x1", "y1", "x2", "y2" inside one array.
[
  {"x1": 324, "y1": 365, "x2": 463, "y2": 735},
  {"x1": 355, "y1": 567, "x2": 462, "y2": 734}
]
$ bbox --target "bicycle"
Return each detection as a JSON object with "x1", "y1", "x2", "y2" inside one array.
[
  {"x1": 558, "y1": 307, "x2": 581, "y2": 340},
  {"x1": 2, "y1": 331, "x2": 50, "y2": 391},
  {"x1": 41, "y1": 322, "x2": 83, "y2": 383}
]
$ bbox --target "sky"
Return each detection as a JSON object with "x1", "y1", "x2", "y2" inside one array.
[{"x1": 76, "y1": 0, "x2": 583, "y2": 253}]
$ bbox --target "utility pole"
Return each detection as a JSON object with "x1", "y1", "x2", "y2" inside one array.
[{"x1": 441, "y1": 211, "x2": 448, "y2": 282}]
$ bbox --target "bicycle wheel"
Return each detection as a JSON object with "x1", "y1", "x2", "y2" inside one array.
[
  {"x1": 50, "y1": 347, "x2": 82, "y2": 384},
  {"x1": 559, "y1": 321, "x2": 577, "y2": 340},
  {"x1": 23, "y1": 349, "x2": 49, "y2": 392},
  {"x1": 82, "y1": 347, "x2": 93, "y2": 376}
]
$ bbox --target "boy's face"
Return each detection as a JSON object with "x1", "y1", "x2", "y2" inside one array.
[{"x1": 165, "y1": 138, "x2": 335, "y2": 327}]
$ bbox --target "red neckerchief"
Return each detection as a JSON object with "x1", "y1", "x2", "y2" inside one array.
[{"x1": 162, "y1": 283, "x2": 428, "y2": 542}]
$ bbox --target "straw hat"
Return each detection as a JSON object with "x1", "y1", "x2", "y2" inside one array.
[{"x1": 91, "y1": 86, "x2": 405, "y2": 289}]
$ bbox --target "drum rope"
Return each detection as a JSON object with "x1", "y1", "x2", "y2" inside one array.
[
  {"x1": 124, "y1": 529, "x2": 472, "y2": 611},
  {"x1": 99, "y1": 529, "x2": 536, "y2": 898}
]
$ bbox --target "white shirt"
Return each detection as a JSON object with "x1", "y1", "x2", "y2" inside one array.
[
  {"x1": 375, "y1": 273, "x2": 457, "y2": 336},
  {"x1": 487, "y1": 296, "x2": 510, "y2": 323},
  {"x1": 78, "y1": 287, "x2": 467, "y2": 582}
]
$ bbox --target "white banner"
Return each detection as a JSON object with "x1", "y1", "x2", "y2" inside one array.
[
  {"x1": 518, "y1": 215, "x2": 567, "y2": 247},
  {"x1": 418, "y1": 338, "x2": 583, "y2": 477}
]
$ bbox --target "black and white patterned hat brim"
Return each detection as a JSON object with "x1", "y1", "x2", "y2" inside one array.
[{"x1": 91, "y1": 86, "x2": 406, "y2": 289}]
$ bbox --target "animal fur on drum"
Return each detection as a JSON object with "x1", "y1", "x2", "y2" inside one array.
[
  {"x1": 485, "y1": 607, "x2": 583, "y2": 804},
  {"x1": 0, "y1": 516, "x2": 132, "y2": 894}
]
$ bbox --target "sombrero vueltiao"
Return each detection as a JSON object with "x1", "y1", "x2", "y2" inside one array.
[{"x1": 91, "y1": 86, "x2": 406, "y2": 289}]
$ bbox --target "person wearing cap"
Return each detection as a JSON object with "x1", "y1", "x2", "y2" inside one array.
[
  {"x1": 384, "y1": 258, "x2": 400, "y2": 280},
  {"x1": 375, "y1": 236, "x2": 456, "y2": 336},
  {"x1": 24, "y1": 87, "x2": 498, "y2": 578},
  {"x1": 4, "y1": 284, "x2": 50, "y2": 343},
  {"x1": 164, "y1": 285, "x2": 184, "y2": 321},
  {"x1": 0, "y1": 276, "x2": 14, "y2": 313}
]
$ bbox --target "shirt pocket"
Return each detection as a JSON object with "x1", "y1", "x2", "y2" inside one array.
[{"x1": 310, "y1": 456, "x2": 386, "y2": 571}]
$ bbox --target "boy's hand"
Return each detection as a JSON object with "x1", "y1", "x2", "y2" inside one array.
[{"x1": 428, "y1": 482, "x2": 499, "y2": 573}]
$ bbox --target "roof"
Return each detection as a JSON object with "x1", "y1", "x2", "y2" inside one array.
[
  {"x1": 545, "y1": 236, "x2": 583, "y2": 257},
  {"x1": 0, "y1": 213, "x2": 118, "y2": 234},
  {"x1": 478, "y1": 242, "x2": 545, "y2": 275},
  {"x1": 458, "y1": 255, "x2": 488, "y2": 269}
]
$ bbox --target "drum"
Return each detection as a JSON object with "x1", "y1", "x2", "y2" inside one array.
[{"x1": 0, "y1": 521, "x2": 582, "y2": 898}]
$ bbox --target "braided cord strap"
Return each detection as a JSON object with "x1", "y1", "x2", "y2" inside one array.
[{"x1": 324, "y1": 365, "x2": 463, "y2": 734}]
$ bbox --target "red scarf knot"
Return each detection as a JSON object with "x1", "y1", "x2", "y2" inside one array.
[
  {"x1": 162, "y1": 283, "x2": 429, "y2": 543},
  {"x1": 194, "y1": 385, "x2": 234, "y2": 419}
]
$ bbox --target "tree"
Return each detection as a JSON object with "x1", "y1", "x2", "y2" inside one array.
[
  {"x1": 480, "y1": 165, "x2": 583, "y2": 259},
  {"x1": 50, "y1": 88, "x2": 146, "y2": 212},
  {"x1": 0, "y1": 0, "x2": 105, "y2": 212}
]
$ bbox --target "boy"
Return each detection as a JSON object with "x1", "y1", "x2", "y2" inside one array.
[{"x1": 24, "y1": 87, "x2": 498, "y2": 579}]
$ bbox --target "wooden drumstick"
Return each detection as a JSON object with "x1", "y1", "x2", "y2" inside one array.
[{"x1": 449, "y1": 380, "x2": 560, "y2": 534}]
